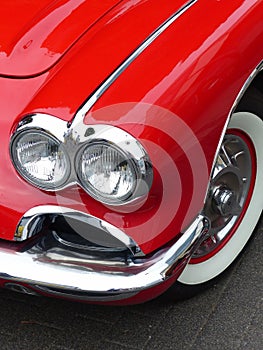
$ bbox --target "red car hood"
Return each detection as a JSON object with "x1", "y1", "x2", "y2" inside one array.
[{"x1": 0, "y1": 0, "x2": 122, "y2": 77}]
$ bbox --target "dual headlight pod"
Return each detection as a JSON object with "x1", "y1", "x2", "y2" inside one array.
[{"x1": 10, "y1": 115, "x2": 153, "y2": 206}]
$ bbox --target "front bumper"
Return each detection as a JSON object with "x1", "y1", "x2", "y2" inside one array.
[{"x1": 0, "y1": 207, "x2": 209, "y2": 302}]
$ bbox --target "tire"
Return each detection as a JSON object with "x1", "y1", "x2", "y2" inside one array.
[{"x1": 163, "y1": 92, "x2": 263, "y2": 301}]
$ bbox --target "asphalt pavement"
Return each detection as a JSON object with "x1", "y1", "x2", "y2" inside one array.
[{"x1": 0, "y1": 217, "x2": 262, "y2": 350}]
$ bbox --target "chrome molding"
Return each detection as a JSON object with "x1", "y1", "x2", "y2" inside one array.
[
  {"x1": 15, "y1": 205, "x2": 143, "y2": 256},
  {"x1": 1, "y1": 214, "x2": 209, "y2": 302},
  {"x1": 71, "y1": 0, "x2": 197, "y2": 128}
]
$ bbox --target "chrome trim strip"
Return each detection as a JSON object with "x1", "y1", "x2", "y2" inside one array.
[
  {"x1": 71, "y1": 0, "x2": 197, "y2": 128},
  {"x1": 1, "y1": 214, "x2": 209, "y2": 302},
  {"x1": 15, "y1": 205, "x2": 143, "y2": 256}
]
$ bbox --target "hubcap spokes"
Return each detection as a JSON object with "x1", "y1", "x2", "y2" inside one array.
[{"x1": 193, "y1": 133, "x2": 253, "y2": 259}]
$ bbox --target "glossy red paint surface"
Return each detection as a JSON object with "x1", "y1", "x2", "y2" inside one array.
[
  {"x1": 0, "y1": 0, "x2": 187, "y2": 77},
  {"x1": 0, "y1": 0, "x2": 123, "y2": 76},
  {"x1": 0, "y1": 0, "x2": 263, "y2": 258}
]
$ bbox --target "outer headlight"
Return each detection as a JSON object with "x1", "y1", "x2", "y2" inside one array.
[
  {"x1": 77, "y1": 140, "x2": 152, "y2": 205},
  {"x1": 11, "y1": 130, "x2": 70, "y2": 190}
]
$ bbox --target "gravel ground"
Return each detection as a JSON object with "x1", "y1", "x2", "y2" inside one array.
[{"x1": 0, "y1": 217, "x2": 262, "y2": 350}]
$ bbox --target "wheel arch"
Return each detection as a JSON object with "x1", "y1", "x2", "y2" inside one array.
[
  {"x1": 235, "y1": 65, "x2": 263, "y2": 119},
  {"x1": 177, "y1": 61, "x2": 263, "y2": 285},
  {"x1": 207, "y1": 61, "x2": 263, "y2": 195}
]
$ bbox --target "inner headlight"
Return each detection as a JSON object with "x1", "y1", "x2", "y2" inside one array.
[
  {"x1": 11, "y1": 130, "x2": 70, "y2": 190},
  {"x1": 77, "y1": 142, "x2": 139, "y2": 204}
]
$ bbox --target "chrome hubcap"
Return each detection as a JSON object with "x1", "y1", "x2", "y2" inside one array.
[
  {"x1": 212, "y1": 186, "x2": 241, "y2": 217},
  {"x1": 193, "y1": 133, "x2": 253, "y2": 259}
]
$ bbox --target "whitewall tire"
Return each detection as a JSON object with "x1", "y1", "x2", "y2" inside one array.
[{"x1": 178, "y1": 111, "x2": 263, "y2": 285}]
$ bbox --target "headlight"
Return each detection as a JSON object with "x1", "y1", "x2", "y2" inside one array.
[
  {"x1": 77, "y1": 142, "x2": 138, "y2": 204},
  {"x1": 11, "y1": 130, "x2": 70, "y2": 190}
]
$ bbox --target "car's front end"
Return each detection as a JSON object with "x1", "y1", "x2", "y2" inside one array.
[{"x1": 1, "y1": 0, "x2": 262, "y2": 304}]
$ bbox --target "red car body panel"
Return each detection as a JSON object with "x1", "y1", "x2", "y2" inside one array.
[
  {"x1": 0, "y1": 0, "x2": 123, "y2": 76},
  {"x1": 0, "y1": 0, "x2": 262, "y2": 283},
  {"x1": 0, "y1": 0, "x2": 187, "y2": 77}
]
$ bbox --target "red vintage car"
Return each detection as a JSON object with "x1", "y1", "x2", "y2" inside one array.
[{"x1": 0, "y1": 0, "x2": 262, "y2": 304}]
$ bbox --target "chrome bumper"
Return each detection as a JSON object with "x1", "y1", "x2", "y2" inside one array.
[{"x1": 0, "y1": 208, "x2": 209, "y2": 302}]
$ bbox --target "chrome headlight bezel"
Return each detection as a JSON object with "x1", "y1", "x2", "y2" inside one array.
[{"x1": 10, "y1": 114, "x2": 153, "y2": 206}]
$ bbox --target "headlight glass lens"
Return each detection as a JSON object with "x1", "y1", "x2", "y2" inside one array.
[
  {"x1": 11, "y1": 131, "x2": 70, "y2": 189},
  {"x1": 78, "y1": 143, "x2": 137, "y2": 204}
]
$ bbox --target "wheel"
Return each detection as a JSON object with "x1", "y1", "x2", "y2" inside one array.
[{"x1": 163, "y1": 92, "x2": 263, "y2": 300}]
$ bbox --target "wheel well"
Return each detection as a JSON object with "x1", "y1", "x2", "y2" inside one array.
[
  {"x1": 235, "y1": 69, "x2": 263, "y2": 119},
  {"x1": 249, "y1": 69, "x2": 263, "y2": 94}
]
